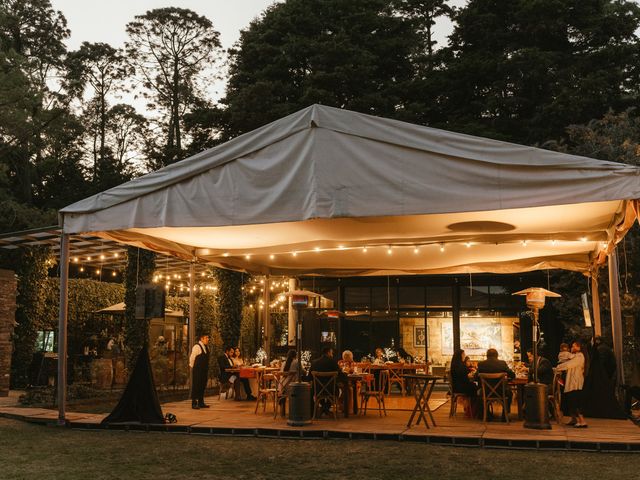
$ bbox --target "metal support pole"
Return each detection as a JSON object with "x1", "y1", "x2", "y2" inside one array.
[
  {"x1": 288, "y1": 278, "x2": 297, "y2": 346},
  {"x1": 608, "y1": 251, "x2": 625, "y2": 388},
  {"x1": 189, "y1": 262, "x2": 196, "y2": 349},
  {"x1": 591, "y1": 274, "x2": 602, "y2": 337},
  {"x1": 57, "y1": 233, "x2": 70, "y2": 426},
  {"x1": 188, "y1": 262, "x2": 196, "y2": 395},
  {"x1": 532, "y1": 307, "x2": 539, "y2": 384},
  {"x1": 263, "y1": 276, "x2": 270, "y2": 361}
]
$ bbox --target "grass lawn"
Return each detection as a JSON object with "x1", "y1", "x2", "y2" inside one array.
[{"x1": 1, "y1": 418, "x2": 639, "y2": 480}]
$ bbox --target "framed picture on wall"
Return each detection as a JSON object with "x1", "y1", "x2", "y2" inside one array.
[{"x1": 414, "y1": 326, "x2": 426, "y2": 347}]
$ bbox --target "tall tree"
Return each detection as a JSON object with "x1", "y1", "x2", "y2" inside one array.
[
  {"x1": 0, "y1": 0, "x2": 71, "y2": 203},
  {"x1": 124, "y1": 7, "x2": 222, "y2": 168},
  {"x1": 65, "y1": 42, "x2": 129, "y2": 185},
  {"x1": 220, "y1": 0, "x2": 420, "y2": 138},
  {"x1": 440, "y1": 0, "x2": 640, "y2": 144}
]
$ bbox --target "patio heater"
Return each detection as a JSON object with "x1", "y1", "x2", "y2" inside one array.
[
  {"x1": 286, "y1": 290, "x2": 319, "y2": 427},
  {"x1": 513, "y1": 287, "x2": 560, "y2": 429}
]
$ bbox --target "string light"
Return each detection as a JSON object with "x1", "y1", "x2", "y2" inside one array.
[
  {"x1": 73, "y1": 257, "x2": 79, "y2": 263},
  {"x1": 111, "y1": 271, "x2": 116, "y2": 277},
  {"x1": 292, "y1": 251, "x2": 297, "y2": 257},
  {"x1": 79, "y1": 267, "x2": 84, "y2": 272},
  {"x1": 269, "y1": 254, "x2": 275, "y2": 260},
  {"x1": 87, "y1": 256, "x2": 91, "y2": 261},
  {"x1": 551, "y1": 239, "x2": 556, "y2": 245},
  {"x1": 522, "y1": 240, "x2": 527, "y2": 247},
  {"x1": 338, "y1": 245, "x2": 345, "y2": 250},
  {"x1": 440, "y1": 244, "x2": 445, "y2": 253},
  {"x1": 413, "y1": 247, "x2": 419, "y2": 254},
  {"x1": 222, "y1": 252, "x2": 229, "y2": 257},
  {"x1": 580, "y1": 237, "x2": 587, "y2": 242},
  {"x1": 114, "y1": 253, "x2": 119, "y2": 258},
  {"x1": 314, "y1": 247, "x2": 321, "y2": 252},
  {"x1": 387, "y1": 247, "x2": 392, "y2": 255},
  {"x1": 362, "y1": 246, "x2": 367, "y2": 253},
  {"x1": 100, "y1": 254, "x2": 105, "y2": 260},
  {"x1": 245, "y1": 254, "x2": 251, "y2": 260},
  {"x1": 465, "y1": 242, "x2": 471, "y2": 248}
]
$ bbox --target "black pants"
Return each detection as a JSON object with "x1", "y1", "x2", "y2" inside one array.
[{"x1": 192, "y1": 367, "x2": 208, "y2": 405}]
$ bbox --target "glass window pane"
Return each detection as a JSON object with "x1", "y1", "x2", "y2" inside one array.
[
  {"x1": 342, "y1": 314, "x2": 370, "y2": 361},
  {"x1": 426, "y1": 311, "x2": 453, "y2": 366},
  {"x1": 399, "y1": 287, "x2": 425, "y2": 308},
  {"x1": 459, "y1": 312, "x2": 518, "y2": 364},
  {"x1": 426, "y1": 287, "x2": 452, "y2": 308},
  {"x1": 344, "y1": 287, "x2": 370, "y2": 309},
  {"x1": 399, "y1": 312, "x2": 426, "y2": 362},
  {"x1": 490, "y1": 285, "x2": 521, "y2": 308},
  {"x1": 371, "y1": 286, "x2": 397, "y2": 309},
  {"x1": 370, "y1": 311, "x2": 398, "y2": 354},
  {"x1": 460, "y1": 286, "x2": 490, "y2": 308}
]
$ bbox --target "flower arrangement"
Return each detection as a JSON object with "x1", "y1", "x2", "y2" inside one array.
[
  {"x1": 384, "y1": 347, "x2": 396, "y2": 361},
  {"x1": 255, "y1": 348, "x2": 267, "y2": 364},
  {"x1": 301, "y1": 350, "x2": 312, "y2": 370}
]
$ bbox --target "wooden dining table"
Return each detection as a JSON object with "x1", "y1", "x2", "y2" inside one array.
[{"x1": 404, "y1": 373, "x2": 441, "y2": 429}]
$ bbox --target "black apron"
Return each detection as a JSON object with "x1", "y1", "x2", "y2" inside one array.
[{"x1": 192, "y1": 343, "x2": 210, "y2": 401}]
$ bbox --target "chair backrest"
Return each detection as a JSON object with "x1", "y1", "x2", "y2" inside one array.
[
  {"x1": 446, "y1": 369, "x2": 453, "y2": 395},
  {"x1": 479, "y1": 373, "x2": 508, "y2": 401},
  {"x1": 255, "y1": 368, "x2": 272, "y2": 389},
  {"x1": 388, "y1": 363, "x2": 404, "y2": 383},
  {"x1": 311, "y1": 371, "x2": 338, "y2": 399},
  {"x1": 365, "y1": 369, "x2": 388, "y2": 393}
]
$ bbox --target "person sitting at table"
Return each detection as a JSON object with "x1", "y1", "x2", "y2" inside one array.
[
  {"x1": 372, "y1": 347, "x2": 386, "y2": 365},
  {"x1": 310, "y1": 347, "x2": 347, "y2": 415},
  {"x1": 278, "y1": 349, "x2": 299, "y2": 400},
  {"x1": 464, "y1": 356, "x2": 476, "y2": 376},
  {"x1": 232, "y1": 347, "x2": 244, "y2": 367},
  {"x1": 451, "y1": 348, "x2": 478, "y2": 417},
  {"x1": 338, "y1": 350, "x2": 356, "y2": 373},
  {"x1": 475, "y1": 348, "x2": 515, "y2": 417},
  {"x1": 396, "y1": 347, "x2": 414, "y2": 364},
  {"x1": 526, "y1": 350, "x2": 553, "y2": 386},
  {"x1": 218, "y1": 346, "x2": 256, "y2": 401}
]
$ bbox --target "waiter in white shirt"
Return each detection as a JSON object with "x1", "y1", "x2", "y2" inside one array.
[{"x1": 189, "y1": 334, "x2": 210, "y2": 409}]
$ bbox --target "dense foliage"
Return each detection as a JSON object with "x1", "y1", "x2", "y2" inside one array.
[
  {"x1": 9, "y1": 247, "x2": 51, "y2": 387},
  {"x1": 123, "y1": 247, "x2": 156, "y2": 369}
]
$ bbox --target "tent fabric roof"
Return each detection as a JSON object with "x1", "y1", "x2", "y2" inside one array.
[{"x1": 59, "y1": 105, "x2": 640, "y2": 276}]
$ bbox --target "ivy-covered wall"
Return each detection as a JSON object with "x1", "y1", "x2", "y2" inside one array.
[
  {"x1": 123, "y1": 247, "x2": 156, "y2": 368},
  {"x1": 40, "y1": 278, "x2": 125, "y2": 355},
  {"x1": 209, "y1": 267, "x2": 245, "y2": 349},
  {"x1": 11, "y1": 247, "x2": 51, "y2": 387}
]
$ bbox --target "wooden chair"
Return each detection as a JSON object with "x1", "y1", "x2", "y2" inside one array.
[
  {"x1": 548, "y1": 371, "x2": 563, "y2": 424},
  {"x1": 273, "y1": 370, "x2": 289, "y2": 418},
  {"x1": 387, "y1": 363, "x2": 406, "y2": 396},
  {"x1": 478, "y1": 373, "x2": 510, "y2": 423},
  {"x1": 254, "y1": 369, "x2": 276, "y2": 414},
  {"x1": 360, "y1": 369, "x2": 388, "y2": 416},
  {"x1": 447, "y1": 370, "x2": 470, "y2": 418},
  {"x1": 311, "y1": 371, "x2": 339, "y2": 419},
  {"x1": 217, "y1": 376, "x2": 235, "y2": 401}
]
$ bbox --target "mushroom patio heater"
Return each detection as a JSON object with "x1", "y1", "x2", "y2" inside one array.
[
  {"x1": 513, "y1": 287, "x2": 561, "y2": 429},
  {"x1": 286, "y1": 290, "x2": 319, "y2": 426}
]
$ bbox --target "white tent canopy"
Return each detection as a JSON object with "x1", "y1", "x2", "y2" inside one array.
[{"x1": 60, "y1": 104, "x2": 640, "y2": 276}]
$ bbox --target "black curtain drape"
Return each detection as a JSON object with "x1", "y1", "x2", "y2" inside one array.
[{"x1": 101, "y1": 345, "x2": 164, "y2": 424}]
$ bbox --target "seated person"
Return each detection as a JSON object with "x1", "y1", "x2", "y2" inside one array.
[
  {"x1": 218, "y1": 346, "x2": 256, "y2": 401},
  {"x1": 451, "y1": 349, "x2": 478, "y2": 396},
  {"x1": 475, "y1": 348, "x2": 515, "y2": 415},
  {"x1": 396, "y1": 347, "x2": 414, "y2": 364},
  {"x1": 338, "y1": 350, "x2": 356, "y2": 373},
  {"x1": 526, "y1": 350, "x2": 553, "y2": 386},
  {"x1": 310, "y1": 347, "x2": 347, "y2": 414},
  {"x1": 451, "y1": 349, "x2": 478, "y2": 417},
  {"x1": 372, "y1": 347, "x2": 386, "y2": 365},
  {"x1": 278, "y1": 349, "x2": 299, "y2": 398},
  {"x1": 232, "y1": 347, "x2": 244, "y2": 367}
]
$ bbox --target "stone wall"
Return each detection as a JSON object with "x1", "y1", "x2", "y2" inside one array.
[{"x1": 0, "y1": 269, "x2": 17, "y2": 396}]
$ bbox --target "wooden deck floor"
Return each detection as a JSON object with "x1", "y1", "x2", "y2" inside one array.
[{"x1": 1, "y1": 392, "x2": 638, "y2": 451}]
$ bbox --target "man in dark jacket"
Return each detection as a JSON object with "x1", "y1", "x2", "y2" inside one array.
[
  {"x1": 475, "y1": 348, "x2": 515, "y2": 416},
  {"x1": 309, "y1": 347, "x2": 347, "y2": 415},
  {"x1": 526, "y1": 350, "x2": 554, "y2": 386},
  {"x1": 217, "y1": 346, "x2": 255, "y2": 401}
]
